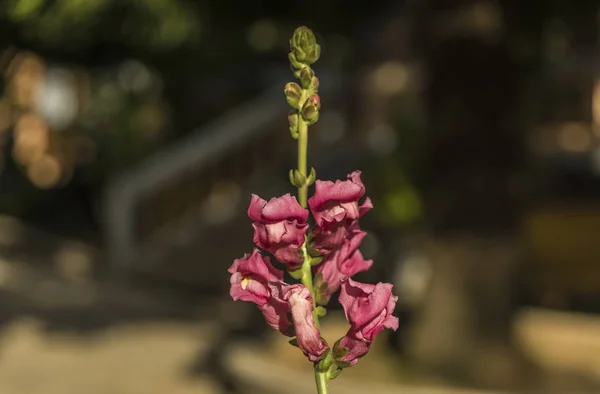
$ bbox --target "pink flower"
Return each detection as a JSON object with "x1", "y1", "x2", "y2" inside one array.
[
  {"x1": 283, "y1": 284, "x2": 329, "y2": 362},
  {"x1": 248, "y1": 193, "x2": 309, "y2": 265},
  {"x1": 228, "y1": 249, "x2": 284, "y2": 306},
  {"x1": 228, "y1": 251, "x2": 293, "y2": 335},
  {"x1": 308, "y1": 171, "x2": 373, "y2": 252},
  {"x1": 314, "y1": 231, "x2": 373, "y2": 304},
  {"x1": 308, "y1": 171, "x2": 372, "y2": 228},
  {"x1": 261, "y1": 281, "x2": 294, "y2": 335},
  {"x1": 334, "y1": 279, "x2": 399, "y2": 366},
  {"x1": 310, "y1": 220, "x2": 362, "y2": 255}
]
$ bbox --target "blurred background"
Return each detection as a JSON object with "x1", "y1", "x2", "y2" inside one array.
[{"x1": 1, "y1": 0, "x2": 600, "y2": 393}]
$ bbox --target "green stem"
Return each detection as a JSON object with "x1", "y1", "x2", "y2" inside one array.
[
  {"x1": 300, "y1": 244, "x2": 319, "y2": 328},
  {"x1": 300, "y1": 237, "x2": 329, "y2": 394},
  {"x1": 294, "y1": 77, "x2": 328, "y2": 394},
  {"x1": 315, "y1": 369, "x2": 329, "y2": 394},
  {"x1": 297, "y1": 118, "x2": 308, "y2": 208}
]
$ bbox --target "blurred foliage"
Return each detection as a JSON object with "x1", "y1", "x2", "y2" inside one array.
[
  {"x1": 1, "y1": 0, "x2": 202, "y2": 51},
  {"x1": 369, "y1": 109, "x2": 424, "y2": 229}
]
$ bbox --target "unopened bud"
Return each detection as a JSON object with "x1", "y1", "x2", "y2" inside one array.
[
  {"x1": 299, "y1": 67, "x2": 315, "y2": 89},
  {"x1": 310, "y1": 76, "x2": 319, "y2": 92},
  {"x1": 289, "y1": 169, "x2": 307, "y2": 188},
  {"x1": 288, "y1": 112, "x2": 299, "y2": 138},
  {"x1": 284, "y1": 82, "x2": 303, "y2": 109},
  {"x1": 290, "y1": 26, "x2": 321, "y2": 65},
  {"x1": 288, "y1": 52, "x2": 304, "y2": 71},
  {"x1": 301, "y1": 94, "x2": 320, "y2": 125}
]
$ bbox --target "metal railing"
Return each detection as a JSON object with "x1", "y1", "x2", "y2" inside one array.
[{"x1": 101, "y1": 69, "x2": 342, "y2": 277}]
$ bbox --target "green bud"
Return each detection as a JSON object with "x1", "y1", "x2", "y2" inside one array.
[
  {"x1": 299, "y1": 67, "x2": 315, "y2": 89},
  {"x1": 316, "y1": 306, "x2": 327, "y2": 317},
  {"x1": 284, "y1": 82, "x2": 302, "y2": 109},
  {"x1": 301, "y1": 93, "x2": 320, "y2": 125},
  {"x1": 289, "y1": 169, "x2": 306, "y2": 188},
  {"x1": 288, "y1": 52, "x2": 304, "y2": 71},
  {"x1": 290, "y1": 26, "x2": 321, "y2": 65},
  {"x1": 310, "y1": 76, "x2": 319, "y2": 92},
  {"x1": 288, "y1": 112, "x2": 299, "y2": 138}
]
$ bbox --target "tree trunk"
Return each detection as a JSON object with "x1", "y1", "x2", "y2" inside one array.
[{"x1": 406, "y1": 0, "x2": 535, "y2": 389}]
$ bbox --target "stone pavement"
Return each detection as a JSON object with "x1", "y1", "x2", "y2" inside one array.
[{"x1": 0, "y1": 318, "x2": 221, "y2": 394}]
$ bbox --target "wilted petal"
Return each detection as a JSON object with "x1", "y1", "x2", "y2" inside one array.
[{"x1": 284, "y1": 284, "x2": 329, "y2": 362}]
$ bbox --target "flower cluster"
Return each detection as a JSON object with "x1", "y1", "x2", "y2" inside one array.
[
  {"x1": 228, "y1": 171, "x2": 398, "y2": 369},
  {"x1": 229, "y1": 27, "x2": 397, "y2": 391}
]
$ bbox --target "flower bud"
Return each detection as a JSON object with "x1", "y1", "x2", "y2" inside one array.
[
  {"x1": 284, "y1": 82, "x2": 303, "y2": 109},
  {"x1": 299, "y1": 67, "x2": 315, "y2": 89},
  {"x1": 310, "y1": 76, "x2": 319, "y2": 92},
  {"x1": 288, "y1": 112, "x2": 299, "y2": 138},
  {"x1": 301, "y1": 94, "x2": 320, "y2": 125},
  {"x1": 290, "y1": 26, "x2": 321, "y2": 65},
  {"x1": 289, "y1": 169, "x2": 306, "y2": 188}
]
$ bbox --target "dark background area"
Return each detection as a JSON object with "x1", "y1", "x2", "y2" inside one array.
[{"x1": 1, "y1": 0, "x2": 600, "y2": 393}]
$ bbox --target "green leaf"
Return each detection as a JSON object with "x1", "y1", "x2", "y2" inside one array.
[
  {"x1": 288, "y1": 268, "x2": 304, "y2": 280},
  {"x1": 305, "y1": 167, "x2": 317, "y2": 185},
  {"x1": 288, "y1": 338, "x2": 299, "y2": 347},
  {"x1": 307, "y1": 246, "x2": 321, "y2": 257},
  {"x1": 315, "y1": 293, "x2": 329, "y2": 306},
  {"x1": 335, "y1": 360, "x2": 352, "y2": 369},
  {"x1": 309, "y1": 256, "x2": 323, "y2": 266},
  {"x1": 313, "y1": 272, "x2": 324, "y2": 285},
  {"x1": 317, "y1": 281, "x2": 328, "y2": 294},
  {"x1": 333, "y1": 344, "x2": 348, "y2": 360}
]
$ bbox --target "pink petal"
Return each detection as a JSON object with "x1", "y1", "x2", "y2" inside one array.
[
  {"x1": 339, "y1": 279, "x2": 398, "y2": 338},
  {"x1": 284, "y1": 285, "x2": 329, "y2": 362},
  {"x1": 261, "y1": 194, "x2": 309, "y2": 223}
]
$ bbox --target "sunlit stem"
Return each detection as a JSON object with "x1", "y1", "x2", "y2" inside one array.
[
  {"x1": 315, "y1": 367, "x2": 329, "y2": 394},
  {"x1": 300, "y1": 240, "x2": 328, "y2": 394},
  {"x1": 297, "y1": 118, "x2": 308, "y2": 208}
]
